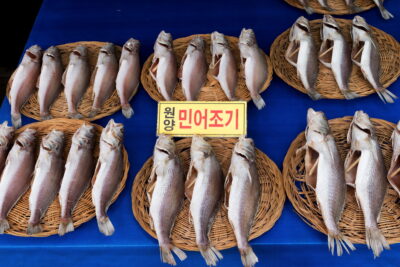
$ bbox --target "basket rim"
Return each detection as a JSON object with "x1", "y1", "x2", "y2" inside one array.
[{"x1": 283, "y1": 0, "x2": 378, "y2": 15}]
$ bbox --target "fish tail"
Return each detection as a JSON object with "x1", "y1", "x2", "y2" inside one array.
[
  {"x1": 97, "y1": 216, "x2": 115, "y2": 236},
  {"x1": 0, "y1": 219, "x2": 10, "y2": 234},
  {"x1": 58, "y1": 218, "x2": 74, "y2": 236},
  {"x1": 160, "y1": 244, "x2": 187, "y2": 266},
  {"x1": 304, "y1": 6, "x2": 314, "y2": 15},
  {"x1": 327, "y1": 232, "x2": 356, "y2": 256},
  {"x1": 251, "y1": 94, "x2": 266, "y2": 110},
  {"x1": 342, "y1": 90, "x2": 361, "y2": 100},
  {"x1": 239, "y1": 246, "x2": 258, "y2": 267},
  {"x1": 199, "y1": 245, "x2": 223, "y2": 266},
  {"x1": 122, "y1": 104, "x2": 134, "y2": 119},
  {"x1": 89, "y1": 108, "x2": 101, "y2": 118},
  {"x1": 377, "y1": 88, "x2": 397, "y2": 104},
  {"x1": 11, "y1": 113, "x2": 21, "y2": 129},
  {"x1": 40, "y1": 112, "x2": 53, "y2": 121},
  {"x1": 68, "y1": 112, "x2": 84, "y2": 119},
  {"x1": 365, "y1": 227, "x2": 390, "y2": 258},
  {"x1": 27, "y1": 222, "x2": 42, "y2": 235},
  {"x1": 378, "y1": 6, "x2": 394, "y2": 20}
]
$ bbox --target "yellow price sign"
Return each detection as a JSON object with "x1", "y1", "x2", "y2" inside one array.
[{"x1": 157, "y1": 101, "x2": 247, "y2": 137}]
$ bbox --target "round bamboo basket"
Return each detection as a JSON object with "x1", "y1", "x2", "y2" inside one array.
[
  {"x1": 4, "y1": 118, "x2": 129, "y2": 237},
  {"x1": 6, "y1": 41, "x2": 127, "y2": 121},
  {"x1": 283, "y1": 0, "x2": 380, "y2": 15},
  {"x1": 132, "y1": 138, "x2": 285, "y2": 251},
  {"x1": 141, "y1": 34, "x2": 273, "y2": 102},
  {"x1": 283, "y1": 116, "x2": 400, "y2": 244},
  {"x1": 270, "y1": 19, "x2": 400, "y2": 100}
]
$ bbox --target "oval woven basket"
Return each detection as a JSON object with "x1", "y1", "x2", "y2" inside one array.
[
  {"x1": 6, "y1": 41, "x2": 127, "y2": 121},
  {"x1": 141, "y1": 34, "x2": 273, "y2": 102},
  {"x1": 132, "y1": 138, "x2": 285, "y2": 251},
  {"x1": 270, "y1": 19, "x2": 400, "y2": 100},
  {"x1": 4, "y1": 118, "x2": 129, "y2": 237},
  {"x1": 283, "y1": 0, "x2": 379, "y2": 15},
  {"x1": 283, "y1": 116, "x2": 400, "y2": 244}
]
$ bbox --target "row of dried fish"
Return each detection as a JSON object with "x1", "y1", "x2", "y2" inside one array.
[
  {"x1": 150, "y1": 29, "x2": 268, "y2": 109},
  {"x1": 286, "y1": 15, "x2": 396, "y2": 103},
  {"x1": 0, "y1": 119, "x2": 124, "y2": 236},
  {"x1": 149, "y1": 135, "x2": 260, "y2": 266}
]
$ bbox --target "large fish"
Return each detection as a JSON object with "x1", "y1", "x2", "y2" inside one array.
[
  {"x1": 345, "y1": 111, "x2": 389, "y2": 257},
  {"x1": 9, "y1": 45, "x2": 42, "y2": 128},
  {"x1": 185, "y1": 136, "x2": 223, "y2": 266},
  {"x1": 63, "y1": 45, "x2": 90, "y2": 119},
  {"x1": 372, "y1": 0, "x2": 393, "y2": 20},
  {"x1": 297, "y1": 0, "x2": 313, "y2": 15},
  {"x1": 148, "y1": 135, "x2": 187, "y2": 265},
  {"x1": 388, "y1": 121, "x2": 400, "y2": 196},
  {"x1": 351, "y1": 16, "x2": 396, "y2": 103},
  {"x1": 298, "y1": 108, "x2": 355, "y2": 255},
  {"x1": 27, "y1": 130, "x2": 64, "y2": 234},
  {"x1": 285, "y1": 17, "x2": 321, "y2": 101},
  {"x1": 38, "y1": 46, "x2": 63, "y2": 120},
  {"x1": 0, "y1": 128, "x2": 36, "y2": 233},
  {"x1": 58, "y1": 124, "x2": 95, "y2": 236},
  {"x1": 116, "y1": 38, "x2": 140, "y2": 118},
  {"x1": 0, "y1": 122, "x2": 15, "y2": 175},
  {"x1": 92, "y1": 119, "x2": 124, "y2": 236},
  {"x1": 225, "y1": 137, "x2": 260, "y2": 267},
  {"x1": 150, "y1": 31, "x2": 177, "y2": 101}
]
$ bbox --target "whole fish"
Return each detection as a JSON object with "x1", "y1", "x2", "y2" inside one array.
[
  {"x1": 116, "y1": 38, "x2": 140, "y2": 118},
  {"x1": 27, "y1": 130, "x2": 64, "y2": 235},
  {"x1": 225, "y1": 137, "x2": 260, "y2": 267},
  {"x1": 285, "y1": 17, "x2": 321, "y2": 100},
  {"x1": 210, "y1": 31, "x2": 238, "y2": 101},
  {"x1": 148, "y1": 135, "x2": 187, "y2": 265},
  {"x1": 0, "y1": 128, "x2": 36, "y2": 233},
  {"x1": 351, "y1": 16, "x2": 396, "y2": 103},
  {"x1": 344, "y1": 111, "x2": 389, "y2": 257},
  {"x1": 63, "y1": 45, "x2": 90, "y2": 119},
  {"x1": 9, "y1": 45, "x2": 42, "y2": 128},
  {"x1": 298, "y1": 108, "x2": 355, "y2": 256},
  {"x1": 297, "y1": 0, "x2": 313, "y2": 15},
  {"x1": 150, "y1": 31, "x2": 177, "y2": 101},
  {"x1": 178, "y1": 36, "x2": 208, "y2": 101},
  {"x1": 388, "y1": 121, "x2": 400, "y2": 196},
  {"x1": 319, "y1": 15, "x2": 359, "y2": 100},
  {"x1": 92, "y1": 119, "x2": 124, "y2": 236},
  {"x1": 372, "y1": 0, "x2": 393, "y2": 20},
  {"x1": 0, "y1": 122, "x2": 15, "y2": 175},
  {"x1": 185, "y1": 136, "x2": 223, "y2": 266},
  {"x1": 89, "y1": 43, "x2": 119, "y2": 117},
  {"x1": 58, "y1": 124, "x2": 95, "y2": 236},
  {"x1": 38, "y1": 46, "x2": 63, "y2": 120},
  {"x1": 239, "y1": 29, "x2": 268, "y2": 110}
]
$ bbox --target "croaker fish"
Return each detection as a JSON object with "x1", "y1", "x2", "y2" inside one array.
[
  {"x1": 345, "y1": 111, "x2": 389, "y2": 257},
  {"x1": 225, "y1": 137, "x2": 259, "y2": 267},
  {"x1": 0, "y1": 122, "x2": 15, "y2": 175},
  {"x1": 388, "y1": 121, "x2": 400, "y2": 196},
  {"x1": 298, "y1": 0, "x2": 313, "y2": 15},
  {"x1": 9, "y1": 45, "x2": 42, "y2": 128},
  {"x1": 58, "y1": 124, "x2": 95, "y2": 236},
  {"x1": 185, "y1": 136, "x2": 223, "y2": 266},
  {"x1": 116, "y1": 38, "x2": 140, "y2": 118},
  {"x1": 372, "y1": 0, "x2": 393, "y2": 20},
  {"x1": 0, "y1": 128, "x2": 36, "y2": 233},
  {"x1": 150, "y1": 31, "x2": 177, "y2": 101},
  {"x1": 351, "y1": 16, "x2": 396, "y2": 103},
  {"x1": 28, "y1": 130, "x2": 64, "y2": 234},
  {"x1": 148, "y1": 135, "x2": 187, "y2": 265},
  {"x1": 92, "y1": 119, "x2": 124, "y2": 236}
]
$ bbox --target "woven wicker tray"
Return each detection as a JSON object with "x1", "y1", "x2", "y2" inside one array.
[
  {"x1": 132, "y1": 138, "x2": 285, "y2": 251},
  {"x1": 283, "y1": 0, "x2": 380, "y2": 15},
  {"x1": 141, "y1": 34, "x2": 273, "y2": 102},
  {"x1": 270, "y1": 19, "x2": 400, "y2": 100},
  {"x1": 5, "y1": 118, "x2": 129, "y2": 237},
  {"x1": 6, "y1": 41, "x2": 126, "y2": 121},
  {"x1": 283, "y1": 116, "x2": 400, "y2": 244}
]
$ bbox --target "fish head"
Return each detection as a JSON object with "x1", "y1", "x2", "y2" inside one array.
[
  {"x1": 15, "y1": 128, "x2": 36, "y2": 150},
  {"x1": 321, "y1": 15, "x2": 342, "y2": 40},
  {"x1": 392, "y1": 121, "x2": 400, "y2": 151},
  {"x1": 305, "y1": 108, "x2": 330, "y2": 142},
  {"x1": 352, "y1": 16, "x2": 371, "y2": 40},
  {"x1": 42, "y1": 129, "x2": 64, "y2": 155},
  {"x1": 290, "y1": 16, "x2": 311, "y2": 41},
  {"x1": 0, "y1": 121, "x2": 14, "y2": 147},
  {"x1": 154, "y1": 134, "x2": 176, "y2": 160},
  {"x1": 43, "y1": 46, "x2": 60, "y2": 63},
  {"x1": 348, "y1": 111, "x2": 374, "y2": 144},
  {"x1": 71, "y1": 45, "x2": 88, "y2": 59},
  {"x1": 155, "y1": 30, "x2": 173, "y2": 52},
  {"x1": 73, "y1": 123, "x2": 95, "y2": 148},
  {"x1": 234, "y1": 136, "x2": 256, "y2": 163},
  {"x1": 190, "y1": 135, "x2": 212, "y2": 161},
  {"x1": 102, "y1": 119, "x2": 124, "y2": 148},
  {"x1": 239, "y1": 28, "x2": 257, "y2": 47},
  {"x1": 124, "y1": 38, "x2": 140, "y2": 54},
  {"x1": 25, "y1": 45, "x2": 42, "y2": 63},
  {"x1": 211, "y1": 31, "x2": 228, "y2": 54},
  {"x1": 187, "y1": 36, "x2": 206, "y2": 53}
]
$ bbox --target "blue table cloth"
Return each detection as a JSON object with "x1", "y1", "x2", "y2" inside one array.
[{"x1": 0, "y1": 0, "x2": 399, "y2": 266}]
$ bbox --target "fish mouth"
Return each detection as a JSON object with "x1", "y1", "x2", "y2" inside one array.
[
  {"x1": 46, "y1": 53, "x2": 55, "y2": 59},
  {"x1": 72, "y1": 50, "x2": 82, "y2": 56},
  {"x1": 296, "y1": 22, "x2": 310, "y2": 33},
  {"x1": 353, "y1": 24, "x2": 369, "y2": 32},
  {"x1": 156, "y1": 146, "x2": 171, "y2": 155},
  {"x1": 26, "y1": 51, "x2": 38, "y2": 60},
  {"x1": 323, "y1": 22, "x2": 340, "y2": 31},
  {"x1": 157, "y1": 42, "x2": 170, "y2": 49},
  {"x1": 100, "y1": 49, "x2": 110, "y2": 55},
  {"x1": 353, "y1": 123, "x2": 372, "y2": 136},
  {"x1": 124, "y1": 45, "x2": 133, "y2": 52}
]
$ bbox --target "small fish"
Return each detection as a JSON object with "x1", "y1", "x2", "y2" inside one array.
[
  {"x1": 150, "y1": 31, "x2": 178, "y2": 101},
  {"x1": 116, "y1": 38, "x2": 140, "y2": 118},
  {"x1": 345, "y1": 111, "x2": 389, "y2": 257},
  {"x1": 317, "y1": 0, "x2": 334, "y2": 11},
  {"x1": 9, "y1": 45, "x2": 42, "y2": 128},
  {"x1": 285, "y1": 17, "x2": 321, "y2": 101},
  {"x1": 0, "y1": 122, "x2": 15, "y2": 175},
  {"x1": 185, "y1": 136, "x2": 223, "y2": 266},
  {"x1": 210, "y1": 31, "x2": 238, "y2": 101},
  {"x1": 63, "y1": 45, "x2": 90, "y2": 119},
  {"x1": 148, "y1": 135, "x2": 187, "y2": 265},
  {"x1": 58, "y1": 124, "x2": 95, "y2": 236},
  {"x1": 92, "y1": 119, "x2": 124, "y2": 236},
  {"x1": 225, "y1": 137, "x2": 260, "y2": 267},
  {"x1": 351, "y1": 16, "x2": 396, "y2": 103},
  {"x1": 387, "y1": 121, "x2": 400, "y2": 196},
  {"x1": 298, "y1": 0, "x2": 313, "y2": 14},
  {"x1": 239, "y1": 29, "x2": 268, "y2": 109},
  {"x1": 372, "y1": 0, "x2": 393, "y2": 20},
  {"x1": 27, "y1": 130, "x2": 64, "y2": 235},
  {"x1": 0, "y1": 128, "x2": 36, "y2": 233},
  {"x1": 38, "y1": 46, "x2": 63, "y2": 120}
]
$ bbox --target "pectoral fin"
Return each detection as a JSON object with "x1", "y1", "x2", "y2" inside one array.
[
  {"x1": 351, "y1": 42, "x2": 364, "y2": 66},
  {"x1": 146, "y1": 164, "x2": 158, "y2": 203},
  {"x1": 184, "y1": 161, "x2": 198, "y2": 201},
  {"x1": 149, "y1": 56, "x2": 159, "y2": 81},
  {"x1": 209, "y1": 55, "x2": 221, "y2": 78},
  {"x1": 91, "y1": 160, "x2": 102, "y2": 185},
  {"x1": 177, "y1": 54, "x2": 187, "y2": 80},
  {"x1": 285, "y1": 40, "x2": 299, "y2": 67},
  {"x1": 319, "y1": 40, "x2": 333, "y2": 68},
  {"x1": 388, "y1": 154, "x2": 400, "y2": 196},
  {"x1": 305, "y1": 145, "x2": 319, "y2": 189},
  {"x1": 90, "y1": 66, "x2": 98, "y2": 86},
  {"x1": 62, "y1": 66, "x2": 69, "y2": 86},
  {"x1": 344, "y1": 149, "x2": 361, "y2": 187},
  {"x1": 224, "y1": 168, "x2": 232, "y2": 209}
]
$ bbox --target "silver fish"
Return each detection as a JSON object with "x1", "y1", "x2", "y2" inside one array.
[
  {"x1": 344, "y1": 111, "x2": 389, "y2": 257},
  {"x1": 298, "y1": 0, "x2": 314, "y2": 15},
  {"x1": 9, "y1": 45, "x2": 42, "y2": 128},
  {"x1": 351, "y1": 16, "x2": 396, "y2": 103},
  {"x1": 0, "y1": 122, "x2": 15, "y2": 175},
  {"x1": 58, "y1": 124, "x2": 95, "y2": 236},
  {"x1": 116, "y1": 38, "x2": 140, "y2": 119},
  {"x1": 0, "y1": 128, "x2": 36, "y2": 233},
  {"x1": 150, "y1": 31, "x2": 177, "y2": 101},
  {"x1": 388, "y1": 121, "x2": 400, "y2": 196},
  {"x1": 27, "y1": 130, "x2": 64, "y2": 235},
  {"x1": 372, "y1": 0, "x2": 393, "y2": 20},
  {"x1": 185, "y1": 136, "x2": 223, "y2": 266},
  {"x1": 148, "y1": 135, "x2": 187, "y2": 265}
]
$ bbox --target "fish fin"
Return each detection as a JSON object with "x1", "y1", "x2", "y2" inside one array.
[
  {"x1": 209, "y1": 55, "x2": 221, "y2": 79},
  {"x1": 304, "y1": 145, "x2": 319, "y2": 189},
  {"x1": 177, "y1": 54, "x2": 187, "y2": 80},
  {"x1": 149, "y1": 57, "x2": 159, "y2": 81},
  {"x1": 146, "y1": 165, "x2": 158, "y2": 203},
  {"x1": 284, "y1": 41, "x2": 299, "y2": 67},
  {"x1": 27, "y1": 223, "x2": 42, "y2": 235},
  {"x1": 351, "y1": 43, "x2": 364, "y2": 66},
  {"x1": 327, "y1": 232, "x2": 356, "y2": 256},
  {"x1": 122, "y1": 104, "x2": 134, "y2": 118},
  {"x1": 252, "y1": 94, "x2": 266, "y2": 110},
  {"x1": 342, "y1": 90, "x2": 361, "y2": 100},
  {"x1": 184, "y1": 161, "x2": 198, "y2": 201},
  {"x1": 0, "y1": 219, "x2": 10, "y2": 234},
  {"x1": 97, "y1": 216, "x2": 115, "y2": 236},
  {"x1": 40, "y1": 113, "x2": 53, "y2": 121},
  {"x1": 36, "y1": 74, "x2": 40, "y2": 88},
  {"x1": 199, "y1": 246, "x2": 223, "y2": 266},
  {"x1": 224, "y1": 168, "x2": 233, "y2": 209},
  {"x1": 149, "y1": 215, "x2": 154, "y2": 230},
  {"x1": 58, "y1": 218, "x2": 74, "y2": 236},
  {"x1": 11, "y1": 113, "x2": 22, "y2": 129},
  {"x1": 304, "y1": 5, "x2": 314, "y2": 15},
  {"x1": 160, "y1": 245, "x2": 187, "y2": 265},
  {"x1": 365, "y1": 227, "x2": 390, "y2": 258},
  {"x1": 388, "y1": 154, "x2": 400, "y2": 196},
  {"x1": 378, "y1": 6, "x2": 394, "y2": 20},
  {"x1": 239, "y1": 246, "x2": 258, "y2": 267},
  {"x1": 318, "y1": 40, "x2": 333, "y2": 68},
  {"x1": 61, "y1": 66, "x2": 68, "y2": 86},
  {"x1": 344, "y1": 149, "x2": 361, "y2": 187},
  {"x1": 91, "y1": 160, "x2": 101, "y2": 185},
  {"x1": 68, "y1": 112, "x2": 84, "y2": 119},
  {"x1": 89, "y1": 107, "x2": 101, "y2": 118},
  {"x1": 90, "y1": 66, "x2": 98, "y2": 85},
  {"x1": 376, "y1": 88, "x2": 397, "y2": 104}
]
